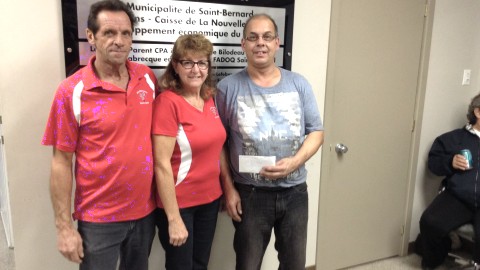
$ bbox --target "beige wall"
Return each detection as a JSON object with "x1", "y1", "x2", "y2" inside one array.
[
  {"x1": 409, "y1": 0, "x2": 480, "y2": 241},
  {"x1": 0, "y1": 0, "x2": 330, "y2": 269},
  {"x1": 0, "y1": 0, "x2": 73, "y2": 269}
]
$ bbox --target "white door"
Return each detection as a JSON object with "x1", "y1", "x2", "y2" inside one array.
[{"x1": 317, "y1": 0, "x2": 428, "y2": 269}]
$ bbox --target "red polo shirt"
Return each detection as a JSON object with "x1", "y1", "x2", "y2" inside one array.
[
  {"x1": 152, "y1": 90, "x2": 225, "y2": 208},
  {"x1": 42, "y1": 56, "x2": 157, "y2": 222}
]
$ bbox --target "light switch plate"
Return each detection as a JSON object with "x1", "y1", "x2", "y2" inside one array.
[{"x1": 462, "y1": 69, "x2": 471, "y2": 85}]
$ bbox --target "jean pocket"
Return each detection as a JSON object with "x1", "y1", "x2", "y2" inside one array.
[
  {"x1": 292, "y1": 182, "x2": 308, "y2": 194},
  {"x1": 240, "y1": 188, "x2": 255, "y2": 202}
]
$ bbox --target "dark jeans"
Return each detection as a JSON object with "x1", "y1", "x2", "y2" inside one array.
[
  {"x1": 419, "y1": 189, "x2": 480, "y2": 268},
  {"x1": 77, "y1": 211, "x2": 156, "y2": 270},
  {"x1": 156, "y1": 199, "x2": 220, "y2": 270},
  {"x1": 233, "y1": 182, "x2": 308, "y2": 270}
]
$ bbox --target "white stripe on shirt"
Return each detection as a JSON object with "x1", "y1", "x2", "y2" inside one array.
[
  {"x1": 73, "y1": 81, "x2": 84, "y2": 125},
  {"x1": 176, "y1": 124, "x2": 192, "y2": 186},
  {"x1": 144, "y1": 74, "x2": 155, "y2": 99}
]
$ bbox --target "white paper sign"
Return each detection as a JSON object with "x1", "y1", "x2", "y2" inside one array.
[{"x1": 238, "y1": 155, "x2": 276, "y2": 173}]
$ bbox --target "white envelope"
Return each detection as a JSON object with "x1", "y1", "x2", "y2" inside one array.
[{"x1": 238, "y1": 155, "x2": 276, "y2": 173}]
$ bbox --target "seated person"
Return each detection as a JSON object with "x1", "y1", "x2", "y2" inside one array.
[{"x1": 419, "y1": 93, "x2": 480, "y2": 270}]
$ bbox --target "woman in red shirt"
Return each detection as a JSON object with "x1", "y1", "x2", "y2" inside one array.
[{"x1": 152, "y1": 34, "x2": 226, "y2": 270}]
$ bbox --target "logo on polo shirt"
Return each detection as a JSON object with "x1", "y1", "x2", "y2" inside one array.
[
  {"x1": 210, "y1": 106, "x2": 219, "y2": 118},
  {"x1": 136, "y1": 90, "x2": 150, "y2": 104}
]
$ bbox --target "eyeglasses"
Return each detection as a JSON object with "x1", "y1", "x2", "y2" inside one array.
[
  {"x1": 244, "y1": 33, "x2": 277, "y2": 42},
  {"x1": 177, "y1": 60, "x2": 209, "y2": 70}
]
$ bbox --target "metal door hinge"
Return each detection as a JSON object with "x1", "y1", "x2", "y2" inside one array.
[
  {"x1": 1, "y1": 136, "x2": 4, "y2": 145},
  {"x1": 400, "y1": 225, "x2": 405, "y2": 236},
  {"x1": 424, "y1": 1, "x2": 429, "y2": 17}
]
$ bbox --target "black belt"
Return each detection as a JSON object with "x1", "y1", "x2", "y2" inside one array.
[{"x1": 234, "y1": 181, "x2": 306, "y2": 192}]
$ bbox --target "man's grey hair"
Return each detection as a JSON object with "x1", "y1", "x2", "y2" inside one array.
[{"x1": 467, "y1": 93, "x2": 480, "y2": 124}]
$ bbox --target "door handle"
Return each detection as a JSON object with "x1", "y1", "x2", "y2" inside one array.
[{"x1": 335, "y1": 143, "x2": 349, "y2": 154}]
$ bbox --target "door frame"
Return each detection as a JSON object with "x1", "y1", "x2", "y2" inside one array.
[
  {"x1": 399, "y1": 0, "x2": 435, "y2": 256},
  {"x1": 315, "y1": 0, "x2": 436, "y2": 265}
]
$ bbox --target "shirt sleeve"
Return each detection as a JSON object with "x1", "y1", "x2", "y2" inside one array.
[
  {"x1": 297, "y1": 74, "x2": 324, "y2": 134},
  {"x1": 41, "y1": 82, "x2": 79, "y2": 152},
  {"x1": 214, "y1": 84, "x2": 229, "y2": 132},
  {"x1": 428, "y1": 133, "x2": 456, "y2": 177},
  {"x1": 152, "y1": 92, "x2": 180, "y2": 137}
]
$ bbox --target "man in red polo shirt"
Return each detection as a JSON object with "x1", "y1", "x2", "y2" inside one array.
[{"x1": 42, "y1": 1, "x2": 157, "y2": 269}]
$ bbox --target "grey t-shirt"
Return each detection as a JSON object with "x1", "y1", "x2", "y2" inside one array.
[{"x1": 216, "y1": 68, "x2": 323, "y2": 187}]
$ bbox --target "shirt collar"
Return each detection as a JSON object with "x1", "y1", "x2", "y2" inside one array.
[{"x1": 82, "y1": 55, "x2": 135, "y2": 92}]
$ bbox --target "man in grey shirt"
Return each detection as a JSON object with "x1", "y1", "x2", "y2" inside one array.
[{"x1": 216, "y1": 13, "x2": 324, "y2": 270}]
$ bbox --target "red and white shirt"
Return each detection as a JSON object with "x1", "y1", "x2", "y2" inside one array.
[
  {"x1": 42, "y1": 56, "x2": 157, "y2": 222},
  {"x1": 152, "y1": 90, "x2": 225, "y2": 208}
]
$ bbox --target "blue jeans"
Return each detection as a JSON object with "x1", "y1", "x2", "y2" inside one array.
[
  {"x1": 233, "y1": 182, "x2": 308, "y2": 270},
  {"x1": 156, "y1": 199, "x2": 220, "y2": 270},
  {"x1": 77, "y1": 211, "x2": 156, "y2": 270}
]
